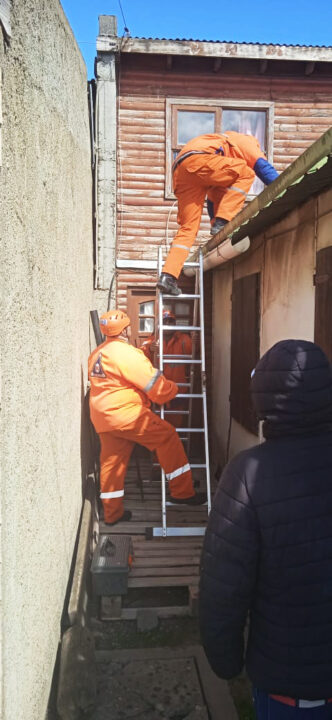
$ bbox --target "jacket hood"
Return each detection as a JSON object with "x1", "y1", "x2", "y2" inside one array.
[{"x1": 251, "y1": 340, "x2": 332, "y2": 438}]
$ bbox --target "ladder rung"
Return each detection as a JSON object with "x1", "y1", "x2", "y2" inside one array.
[
  {"x1": 152, "y1": 527, "x2": 206, "y2": 537},
  {"x1": 166, "y1": 500, "x2": 208, "y2": 506},
  {"x1": 176, "y1": 428, "x2": 205, "y2": 432},
  {"x1": 161, "y1": 324, "x2": 201, "y2": 331},
  {"x1": 183, "y1": 261, "x2": 200, "y2": 267},
  {"x1": 154, "y1": 410, "x2": 190, "y2": 415},
  {"x1": 163, "y1": 354, "x2": 192, "y2": 359},
  {"x1": 161, "y1": 359, "x2": 202, "y2": 364},
  {"x1": 161, "y1": 294, "x2": 200, "y2": 300},
  {"x1": 177, "y1": 383, "x2": 190, "y2": 387},
  {"x1": 176, "y1": 393, "x2": 203, "y2": 398}
]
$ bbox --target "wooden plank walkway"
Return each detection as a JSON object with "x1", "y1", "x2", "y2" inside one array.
[{"x1": 99, "y1": 459, "x2": 208, "y2": 592}]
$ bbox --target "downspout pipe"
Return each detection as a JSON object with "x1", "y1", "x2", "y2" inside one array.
[{"x1": 184, "y1": 235, "x2": 250, "y2": 275}]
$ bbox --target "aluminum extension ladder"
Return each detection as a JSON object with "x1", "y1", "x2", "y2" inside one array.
[{"x1": 152, "y1": 247, "x2": 211, "y2": 537}]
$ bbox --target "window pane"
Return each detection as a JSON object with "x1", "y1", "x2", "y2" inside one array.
[
  {"x1": 222, "y1": 109, "x2": 266, "y2": 150},
  {"x1": 177, "y1": 111, "x2": 215, "y2": 145},
  {"x1": 140, "y1": 300, "x2": 154, "y2": 316},
  {"x1": 222, "y1": 109, "x2": 266, "y2": 194},
  {"x1": 139, "y1": 317, "x2": 154, "y2": 332}
]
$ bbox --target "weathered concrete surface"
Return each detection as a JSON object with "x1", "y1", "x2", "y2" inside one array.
[
  {"x1": 0, "y1": 1, "x2": 93, "y2": 719},
  {"x1": 95, "y1": 50, "x2": 117, "y2": 291},
  {"x1": 92, "y1": 646, "x2": 237, "y2": 720},
  {"x1": 57, "y1": 625, "x2": 96, "y2": 720},
  {"x1": 136, "y1": 608, "x2": 159, "y2": 632}
]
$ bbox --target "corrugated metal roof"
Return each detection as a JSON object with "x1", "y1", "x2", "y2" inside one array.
[
  {"x1": 128, "y1": 36, "x2": 331, "y2": 49},
  {"x1": 98, "y1": 33, "x2": 332, "y2": 62},
  {"x1": 231, "y1": 155, "x2": 332, "y2": 245}
]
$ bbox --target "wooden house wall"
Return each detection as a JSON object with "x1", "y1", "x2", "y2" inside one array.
[
  {"x1": 116, "y1": 57, "x2": 332, "y2": 308},
  {"x1": 211, "y1": 186, "x2": 332, "y2": 465}
]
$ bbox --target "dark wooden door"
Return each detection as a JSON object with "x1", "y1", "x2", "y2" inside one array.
[{"x1": 314, "y1": 246, "x2": 332, "y2": 361}]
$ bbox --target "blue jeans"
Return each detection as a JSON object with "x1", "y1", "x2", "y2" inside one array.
[{"x1": 253, "y1": 689, "x2": 332, "y2": 720}]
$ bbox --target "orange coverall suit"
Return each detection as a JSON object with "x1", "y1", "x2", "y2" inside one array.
[
  {"x1": 163, "y1": 131, "x2": 265, "y2": 278},
  {"x1": 88, "y1": 338, "x2": 195, "y2": 523},
  {"x1": 141, "y1": 331, "x2": 192, "y2": 428}
]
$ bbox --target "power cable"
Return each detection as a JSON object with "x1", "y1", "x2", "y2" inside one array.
[{"x1": 118, "y1": 0, "x2": 130, "y2": 35}]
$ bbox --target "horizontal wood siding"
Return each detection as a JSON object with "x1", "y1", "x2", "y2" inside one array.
[
  {"x1": 118, "y1": 66, "x2": 332, "y2": 269},
  {"x1": 116, "y1": 61, "x2": 332, "y2": 309}
]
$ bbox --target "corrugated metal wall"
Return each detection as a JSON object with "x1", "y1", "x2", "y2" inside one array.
[{"x1": 116, "y1": 61, "x2": 332, "y2": 307}]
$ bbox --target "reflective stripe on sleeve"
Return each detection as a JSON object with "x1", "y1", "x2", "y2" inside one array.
[
  {"x1": 144, "y1": 369, "x2": 161, "y2": 392},
  {"x1": 100, "y1": 490, "x2": 124, "y2": 499},
  {"x1": 166, "y1": 463, "x2": 191, "y2": 481}
]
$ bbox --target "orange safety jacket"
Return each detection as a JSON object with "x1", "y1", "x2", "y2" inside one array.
[
  {"x1": 88, "y1": 338, "x2": 178, "y2": 433},
  {"x1": 173, "y1": 131, "x2": 266, "y2": 173},
  {"x1": 141, "y1": 331, "x2": 192, "y2": 386}
]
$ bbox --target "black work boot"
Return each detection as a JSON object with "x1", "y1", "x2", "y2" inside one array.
[
  {"x1": 157, "y1": 272, "x2": 182, "y2": 296},
  {"x1": 105, "y1": 510, "x2": 132, "y2": 526},
  {"x1": 210, "y1": 217, "x2": 228, "y2": 236},
  {"x1": 168, "y1": 492, "x2": 207, "y2": 506}
]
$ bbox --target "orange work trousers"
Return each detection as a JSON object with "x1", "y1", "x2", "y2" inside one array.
[
  {"x1": 163, "y1": 153, "x2": 254, "y2": 278},
  {"x1": 99, "y1": 407, "x2": 195, "y2": 523}
]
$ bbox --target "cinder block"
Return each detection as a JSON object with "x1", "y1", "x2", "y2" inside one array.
[
  {"x1": 99, "y1": 15, "x2": 117, "y2": 36},
  {"x1": 136, "y1": 609, "x2": 159, "y2": 632}
]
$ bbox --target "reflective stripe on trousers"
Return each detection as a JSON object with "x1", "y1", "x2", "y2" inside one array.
[
  {"x1": 166, "y1": 463, "x2": 191, "y2": 481},
  {"x1": 100, "y1": 489, "x2": 124, "y2": 499}
]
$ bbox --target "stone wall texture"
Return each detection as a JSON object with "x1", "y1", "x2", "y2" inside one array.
[{"x1": 0, "y1": 1, "x2": 93, "y2": 718}]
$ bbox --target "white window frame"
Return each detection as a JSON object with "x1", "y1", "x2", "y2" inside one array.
[{"x1": 165, "y1": 97, "x2": 275, "y2": 199}]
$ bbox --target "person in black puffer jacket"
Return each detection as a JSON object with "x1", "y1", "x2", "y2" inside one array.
[{"x1": 199, "y1": 339, "x2": 332, "y2": 717}]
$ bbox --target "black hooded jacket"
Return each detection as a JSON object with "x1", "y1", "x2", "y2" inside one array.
[{"x1": 199, "y1": 340, "x2": 332, "y2": 699}]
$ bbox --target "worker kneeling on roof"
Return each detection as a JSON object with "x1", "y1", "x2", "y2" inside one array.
[{"x1": 88, "y1": 309, "x2": 206, "y2": 525}]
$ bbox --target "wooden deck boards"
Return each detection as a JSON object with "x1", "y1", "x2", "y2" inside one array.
[{"x1": 99, "y1": 459, "x2": 208, "y2": 591}]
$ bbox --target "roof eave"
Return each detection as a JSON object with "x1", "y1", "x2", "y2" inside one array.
[{"x1": 96, "y1": 36, "x2": 332, "y2": 63}]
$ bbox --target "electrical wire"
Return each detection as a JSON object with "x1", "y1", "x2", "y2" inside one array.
[
  {"x1": 118, "y1": 0, "x2": 130, "y2": 35},
  {"x1": 164, "y1": 200, "x2": 177, "y2": 250}
]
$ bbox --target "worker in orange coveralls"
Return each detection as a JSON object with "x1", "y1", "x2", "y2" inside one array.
[
  {"x1": 141, "y1": 309, "x2": 192, "y2": 429},
  {"x1": 88, "y1": 309, "x2": 206, "y2": 525},
  {"x1": 157, "y1": 131, "x2": 278, "y2": 296}
]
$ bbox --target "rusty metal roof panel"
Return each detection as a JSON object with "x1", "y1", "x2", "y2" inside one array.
[
  {"x1": 129, "y1": 36, "x2": 331, "y2": 49},
  {"x1": 97, "y1": 35, "x2": 332, "y2": 61}
]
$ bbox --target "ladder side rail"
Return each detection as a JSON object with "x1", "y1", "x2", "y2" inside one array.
[
  {"x1": 199, "y1": 249, "x2": 212, "y2": 514},
  {"x1": 187, "y1": 264, "x2": 200, "y2": 455},
  {"x1": 158, "y1": 247, "x2": 167, "y2": 537}
]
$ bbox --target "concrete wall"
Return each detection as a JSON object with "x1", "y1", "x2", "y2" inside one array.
[
  {"x1": 0, "y1": 2, "x2": 93, "y2": 718},
  {"x1": 212, "y1": 187, "x2": 332, "y2": 464}
]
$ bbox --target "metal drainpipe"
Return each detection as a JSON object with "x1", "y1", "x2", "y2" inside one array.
[{"x1": 183, "y1": 236, "x2": 250, "y2": 277}]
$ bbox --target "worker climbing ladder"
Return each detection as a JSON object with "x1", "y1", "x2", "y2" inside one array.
[{"x1": 152, "y1": 247, "x2": 212, "y2": 538}]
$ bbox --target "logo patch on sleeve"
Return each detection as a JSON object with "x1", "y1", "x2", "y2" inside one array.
[{"x1": 91, "y1": 353, "x2": 106, "y2": 377}]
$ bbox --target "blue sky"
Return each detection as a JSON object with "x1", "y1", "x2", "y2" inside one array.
[{"x1": 60, "y1": 0, "x2": 332, "y2": 80}]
